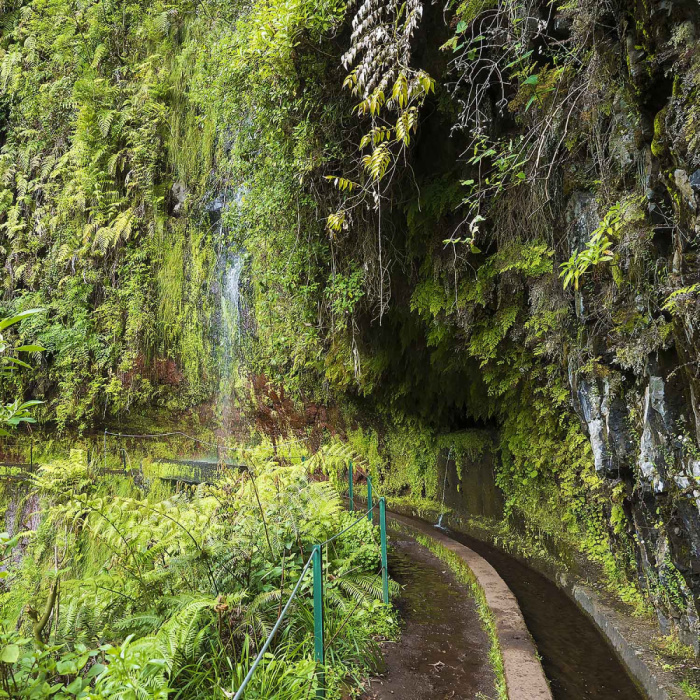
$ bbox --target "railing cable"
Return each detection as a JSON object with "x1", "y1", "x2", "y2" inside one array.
[
  {"x1": 318, "y1": 503, "x2": 376, "y2": 548},
  {"x1": 104, "y1": 429, "x2": 312, "y2": 452},
  {"x1": 232, "y1": 551, "x2": 315, "y2": 700}
]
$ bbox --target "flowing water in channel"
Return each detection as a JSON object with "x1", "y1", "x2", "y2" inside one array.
[{"x1": 443, "y1": 526, "x2": 646, "y2": 699}]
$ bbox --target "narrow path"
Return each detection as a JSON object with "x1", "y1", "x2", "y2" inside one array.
[{"x1": 363, "y1": 534, "x2": 497, "y2": 700}]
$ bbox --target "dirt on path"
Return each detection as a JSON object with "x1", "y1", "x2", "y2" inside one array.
[{"x1": 363, "y1": 535, "x2": 497, "y2": 700}]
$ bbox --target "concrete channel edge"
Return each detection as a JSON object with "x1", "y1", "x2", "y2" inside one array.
[
  {"x1": 386, "y1": 510, "x2": 553, "y2": 700},
  {"x1": 570, "y1": 583, "x2": 688, "y2": 700},
  {"x1": 384, "y1": 501, "x2": 693, "y2": 700}
]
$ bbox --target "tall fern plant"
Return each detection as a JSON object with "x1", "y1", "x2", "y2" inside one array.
[{"x1": 2, "y1": 453, "x2": 398, "y2": 698}]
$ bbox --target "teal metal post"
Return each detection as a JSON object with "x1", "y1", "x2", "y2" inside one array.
[
  {"x1": 312, "y1": 545, "x2": 325, "y2": 698},
  {"x1": 367, "y1": 477, "x2": 373, "y2": 523},
  {"x1": 348, "y1": 461, "x2": 354, "y2": 512},
  {"x1": 379, "y1": 497, "x2": 389, "y2": 604}
]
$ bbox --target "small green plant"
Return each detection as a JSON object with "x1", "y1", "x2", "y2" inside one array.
[
  {"x1": 0, "y1": 309, "x2": 45, "y2": 434},
  {"x1": 662, "y1": 283, "x2": 700, "y2": 315},
  {"x1": 560, "y1": 197, "x2": 644, "y2": 290},
  {"x1": 559, "y1": 230, "x2": 614, "y2": 290},
  {"x1": 680, "y1": 679, "x2": 700, "y2": 699},
  {"x1": 559, "y1": 205, "x2": 621, "y2": 290}
]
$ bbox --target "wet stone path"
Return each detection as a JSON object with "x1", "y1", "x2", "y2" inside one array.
[{"x1": 364, "y1": 536, "x2": 496, "y2": 700}]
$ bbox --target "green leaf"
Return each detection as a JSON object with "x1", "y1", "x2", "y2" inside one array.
[
  {"x1": 65, "y1": 677, "x2": 84, "y2": 694},
  {"x1": 57, "y1": 659, "x2": 78, "y2": 674},
  {"x1": 0, "y1": 309, "x2": 45, "y2": 331},
  {"x1": 18, "y1": 400, "x2": 43, "y2": 408},
  {"x1": 85, "y1": 663, "x2": 106, "y2": 679},
  {"x1": 2, "y1": 357, "x2": 32, "y2": 370},
  {"x1": 14, "y1": 345, "x2": 45, "y2": 352},
  {"x1": 0, "y1": 644, "x2": 19, "y2": 663}
]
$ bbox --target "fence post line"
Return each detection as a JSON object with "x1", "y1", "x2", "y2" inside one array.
[
  {"x1": 30, "y1": 442, "x2": 33, "y2": 471},
  {"x1": 312, "y1": 544, "x2": 325, "y2": 698},
  {"x1": 348, "y1": 461, "x2": 354, "y2": 512},
  {"x1": 103, "y1": 429, "x2": 107, "y2": 472},
  {"x1": 367, "y1": 477, "x2": 373, "y2": 523},
  {"x1": 379, "y1": 497, "x2": 389, "y2": 604},
  {"x1": 121, "y1": 449, "x2": 127, "y2": 473}
]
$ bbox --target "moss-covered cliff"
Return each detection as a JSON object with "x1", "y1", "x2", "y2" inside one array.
[{"x1": 2, "y1": 0, "x2": 700, "y2": 649}]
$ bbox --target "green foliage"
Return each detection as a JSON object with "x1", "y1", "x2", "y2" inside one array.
[
  {"x1": 560, "y1": 198, "x2": 644, "y2": 290},
  {"x1": 0, "y1": 0, "x2": 220, "y2": 429},
  {"x1": 560, "y1": 231, "x2": 614, "y2": 290},
  {"x1": 1, "y1": 451, "x2": 397, "y2": 698},
  {"x1": 662, "y1": 283, "x2": 700, "y2": 315},
  {"x1": 0, "y1": 309, "x2": 45, "y2": 434},
  {"x1": 0, "y1": 0, "x2": 690, "y2": 645}
]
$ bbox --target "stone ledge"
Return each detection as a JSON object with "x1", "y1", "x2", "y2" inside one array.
[
  {"x1": 570, "y1": 583, "x2": 690, "y2": 700},
  {"x1": 386, "y1": 500, "x2": 692, "y2": 700}
]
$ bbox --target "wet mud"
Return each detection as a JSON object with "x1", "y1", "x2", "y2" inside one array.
[{"x1": 364, "y1": 536, "x2": 496, "y2": 700}]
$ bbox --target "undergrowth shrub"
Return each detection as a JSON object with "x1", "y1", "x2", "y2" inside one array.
[{"x1": 0, "y1": 449, "x2": 397, "y2": 698}]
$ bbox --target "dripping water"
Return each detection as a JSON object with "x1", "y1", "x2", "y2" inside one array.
[
  {"x1": 218, "y1": 252, "x2": 245, "y2": 433},
  {"x1": 210, "y1": 185, "x2": 250, "y2": 437},
  {"x1": 222, "y1": 254, "x2": 245, "y2": 352},
  {"x1": 436, "y1": 447, "x2": 453, "y2": 530}
]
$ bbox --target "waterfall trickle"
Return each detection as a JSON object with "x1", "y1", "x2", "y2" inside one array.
[
  {"x1": 217, "y1": 252, "x2": 247, "y2": 434},
  {"x1": 435, "y1": 447, "x2": 453, "y2": 530},
  {"x1": 222, "y1": 254, "x2": 245, "y2": 345}
]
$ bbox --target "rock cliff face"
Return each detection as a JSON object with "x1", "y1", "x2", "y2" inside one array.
[
  {"x1": 571, "y1": 361, "x2": 700, "y2": 645},
  {"x1": 556, "y1": 0, "x2": 700, "y2": 634},
  {"x1": 555, "y1": 0, "x2": 700, "y2": 638},
  {"x1": 379, "y1": 0, "x2": 700, "y2": 644}
]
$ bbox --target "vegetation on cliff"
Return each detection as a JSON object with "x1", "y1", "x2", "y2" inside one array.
[{"x1": 2, "y1": 0, "x2": 700, "y2": 665}]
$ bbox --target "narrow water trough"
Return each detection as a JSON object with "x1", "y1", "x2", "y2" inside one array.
[
  {"x1": 446, "y1": 526, "x2": 646, "y2": 699},
  {"x1": 393, "y1": 509, "x2": 646, "y2": 699}
]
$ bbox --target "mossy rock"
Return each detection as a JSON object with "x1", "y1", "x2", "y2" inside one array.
[{"x1": 651, "y1": 104, "x2": 670, "y2": 158}]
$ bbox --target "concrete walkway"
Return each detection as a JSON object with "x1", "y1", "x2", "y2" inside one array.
[{"x1": 387, "y1": 510, "x2": 553, "y2": 700}]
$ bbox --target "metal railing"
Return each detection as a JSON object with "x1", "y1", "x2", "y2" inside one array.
[{"x1": 233, "y1": 461, "x2": 389, "y2": 699}]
